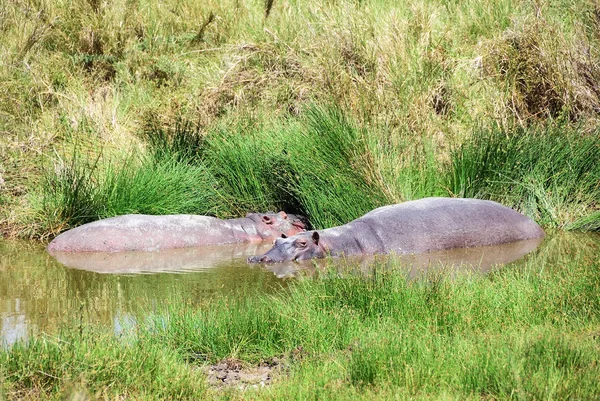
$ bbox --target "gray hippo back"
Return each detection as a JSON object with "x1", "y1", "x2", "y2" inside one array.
[
  {"x1": 248, "y1": 198, "x2": 545, "y2": 263},
  {"x1": 48, "y1": 211, "x2": 308, "y2": 253}
]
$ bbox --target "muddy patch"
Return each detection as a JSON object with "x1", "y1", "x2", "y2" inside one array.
[{"x1": 203, "y1": 358, "x2": 287, "y2": 389}]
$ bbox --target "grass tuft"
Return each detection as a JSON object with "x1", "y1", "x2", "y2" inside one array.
[
  {"x1": 449, "y1": 124, "x2": 600, "y2": 229},
  {"x1": 37, "y1": 149, "x2": 219, "y2": 237}
]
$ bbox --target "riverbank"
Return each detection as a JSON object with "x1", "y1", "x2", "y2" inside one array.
[
  {"x1": 2, "y1": 233, "x2": 599, "y2": 400},
  {"x1": 2, "y1": 0, "x2": 600, "y2": 239},
  {"x1": 4, "y1": 108, "x2": 600, "y2": 241}
]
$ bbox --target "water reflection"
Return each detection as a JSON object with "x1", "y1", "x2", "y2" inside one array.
[
  {"x1": 52, "y1": 243, "x2": 275, "y2": 274},
  {"x1": 261, "y1": 236, "x2": 546, "y2": 278},
  {"x1": 1, "y1": 233, "x2": 598, "y2": 347},
  {"x1": 0, "y1": 241, "x2": 284, "y2": 348},
  {"x1": 2, "y1": 311, "x2": 28, "y2": 348},
  {"x1": 353, "y1": 236, "x2": 546, "y2": 278}
]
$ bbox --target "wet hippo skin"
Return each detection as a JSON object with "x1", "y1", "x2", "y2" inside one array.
[
  {"x1": 47, "y1": 212, "x2": 308, "y2": 253},
  {"x1": 248, "y1": 198, "x2": 545, "y2": 263}
]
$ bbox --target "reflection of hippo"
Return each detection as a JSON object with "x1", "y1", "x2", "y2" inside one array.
[
  {"x1": 265, "y1": 237, "x2": 545, "y2": 279},
  {"x1": 248, "y1": 198, "x2": 545, "y2": 263},
  {"x1": 47, "y1": 212, "x2": 308, "y2": 253},
  {"x1": 51, "y1": 242, "x2": 276, "y2": 274}
]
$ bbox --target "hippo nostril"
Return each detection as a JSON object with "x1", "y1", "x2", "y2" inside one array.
[{"x1": 247, "y1": 255, "x2": 272, "y2": 264}]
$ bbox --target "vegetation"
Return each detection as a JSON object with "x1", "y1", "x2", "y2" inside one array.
[
  {"x1": 2, "y1": 233, "x2": 599, "y2": 399},
  {"x1": 449, "y1": 125, "x2": 600, "y2": 229},
  {"x1": 2, "y1": 1, "x2": 599, "y2": 399},
  {"x1": 19, "y1": 109, "x2": 600, "y2": 239},
  {"x1": 1, "y1": 0, "x2": 600, "y2": 238}
]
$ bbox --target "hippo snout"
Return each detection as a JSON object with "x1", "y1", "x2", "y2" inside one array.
[{"x1": 247, "y1": 255, "x2": 273, "y2": 264}]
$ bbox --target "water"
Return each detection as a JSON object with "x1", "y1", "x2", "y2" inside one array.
[
  {"x1": 0, "y1": 241, "x2": 284, "y2": 348},
  {"x1": 1, "y1": 233, "x2": 599, "y2": 347}
]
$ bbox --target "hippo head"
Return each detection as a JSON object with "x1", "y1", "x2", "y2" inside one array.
[
  {"x1": 245, "y1": 211, "x2": 309, "y2": 240},
  {"x1": 248, "y1": 231, "x2": 326, "y2": 263}
]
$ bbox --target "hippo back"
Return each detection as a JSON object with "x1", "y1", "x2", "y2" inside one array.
[
  {"x1": 47, "y1": 214, "x2": 257, "y2": 253},
  {"x1": 353, "y1": 198, "x2": 544, "y2": 254}
]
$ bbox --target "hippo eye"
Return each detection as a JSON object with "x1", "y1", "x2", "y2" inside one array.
[
  {"x1": 296, "y1": 239, "x2": 307, "y2": 248},
  {"x1": 262, "y1": 216, "x2": 273, "y2": 224}
]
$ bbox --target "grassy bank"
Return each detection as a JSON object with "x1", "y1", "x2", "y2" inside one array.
[
  {"x1": 18, "y1": 108, "x2": 600, "y2": 240},
  {"x1": 2, "y1": 0, "x2": 600, "y2": 238},
  {"x1": 2, "y1": 233, "x2": 599, "y2": 399}
]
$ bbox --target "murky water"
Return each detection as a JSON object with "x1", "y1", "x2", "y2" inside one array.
[
  {"x1": 0, "y1": 241, "x2": 285, "y2": 348},
  {"x1": 2, "y1": 233, "x2": 599, "y2": 347}
]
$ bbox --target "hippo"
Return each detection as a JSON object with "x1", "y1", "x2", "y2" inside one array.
[
  {"x1": 47, "y1": 211, "x2": 308, "y2": 253},
  {"x1": 248, "y1": 198, "x2": 545, "y2": 263}
]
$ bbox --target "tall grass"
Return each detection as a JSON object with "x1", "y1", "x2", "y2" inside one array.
[
  {"x1": 33, "y1": 106, "x2": 600, "y2": 238},
  {"x1": 34, "y1": 106, "x2": 389, "y2": 236},
  {"x1": 141, "y1": 105, "x2": 389, "y2": 229},
  {"x1": 37, "y1": 149, "x2": 219, "y2": 237},
  {"x1": 449, "y1": 124, "x2": 600, "y2": 229},
  {"x1": 281, "y1": 106, "x2": 387, "y2": 228},
  {"x1": 4, "y1": 0, "x2": 600, "y2": 238},
  {"x1": 2, "y1": 233, "x2": 599, "y2": 399},
  {"x1": 202, "y1": 122, "x2": 287, "y2": 217},
  {"x1": 371, "y1": 135, "x2": 448, "y2": 203}
]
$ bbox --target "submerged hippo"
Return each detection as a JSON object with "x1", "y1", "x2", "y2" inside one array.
[
  {"x1": 248, "y1": 198, "x2": 545, "y2": 263},
  {"x1": 48, "y1": 211, "x2": 308, "y2": 253}
]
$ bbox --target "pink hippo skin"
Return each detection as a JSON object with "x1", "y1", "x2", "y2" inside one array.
[
  {"x1": 47, "y1": 212, "x2": 308, "y2": 253},
  {"x1": 248, "y1": 198, "x2": 545, "y2": 263}
]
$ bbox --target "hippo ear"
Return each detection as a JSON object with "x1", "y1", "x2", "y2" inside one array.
[
  {"x1": 312, "y1": 231, "x2": 320, "y2": 245},
  {"x1": 281, "y1": 234, "x2": 287, "y2": 239},
  {"x1": 278, "y1": 211, "x2": 288, "y2": 219}
]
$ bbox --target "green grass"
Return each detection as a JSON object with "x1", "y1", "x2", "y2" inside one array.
[
  {"x1": 2, "y1": 233, "x2": 599, "y2": 399},
  {"x1": 31, "y1": 108, "x2": 600, "y2": 239},
  {"x1": 278, "y1": 106, "x2": 387, "y2": 228},
  {"x1": 34, "y1": 106, "x2": 391, "y2": 237},
  {"x1": 449, "y1": 124, "x2": 600, "y2": 229},
  {"x1": 3, "y1": 328, "x2": 207, "y2": 400},
  {"x1": 3, "y1": 0, "x2": 600, "y2": 237},
  {"x1": 33, "y1": 149, "x2": 220, "y2": 238}
]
